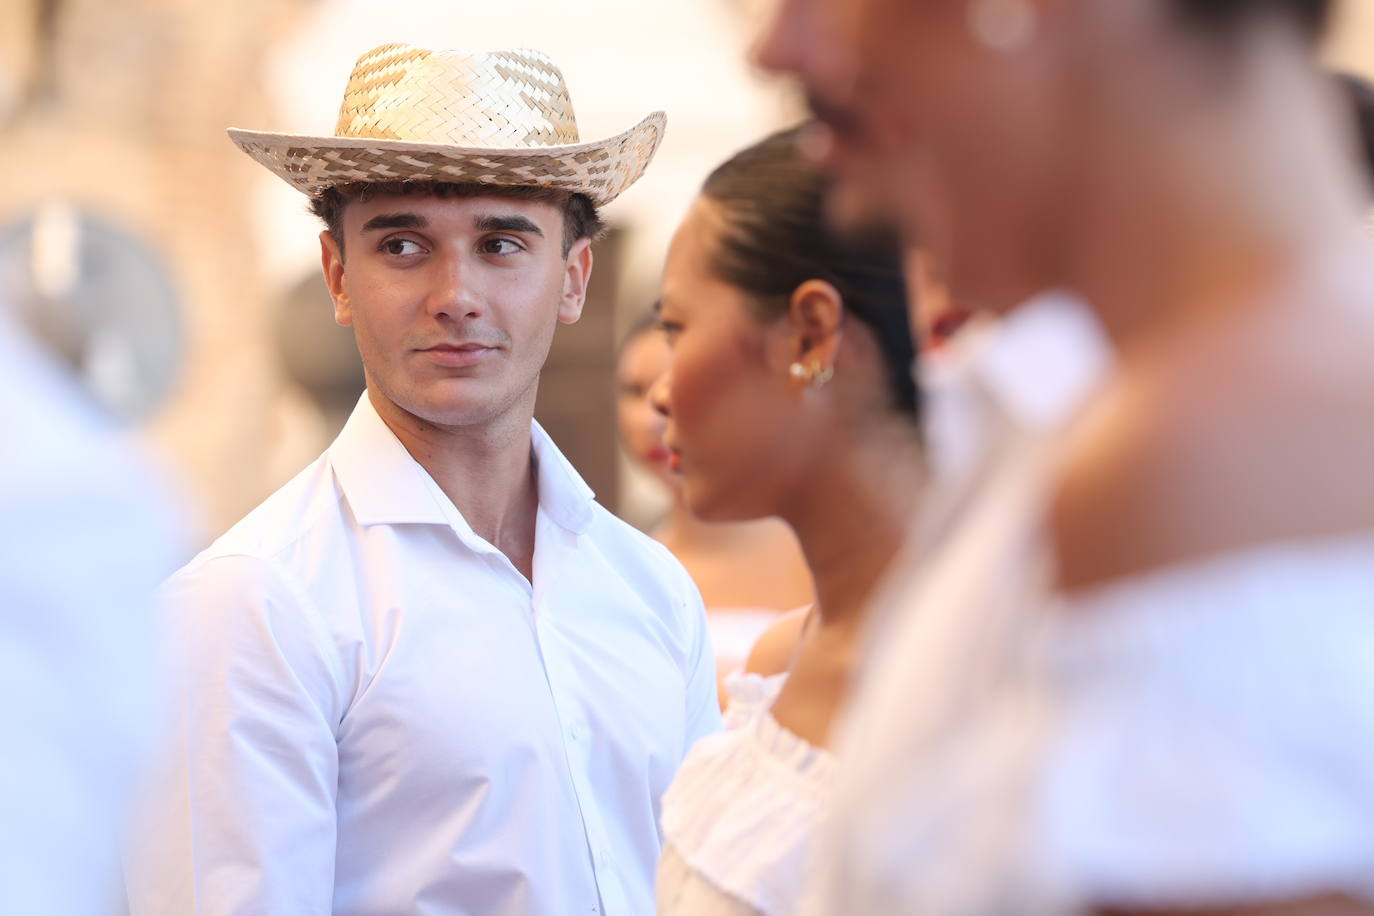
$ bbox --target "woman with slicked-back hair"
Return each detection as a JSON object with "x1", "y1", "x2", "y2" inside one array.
[
  {"x1": 753, "y1": 0, "x2": 1374, "y2": 913},
  {"x1": 649, "y1": 125, "x2": 921, "y2": 916}
]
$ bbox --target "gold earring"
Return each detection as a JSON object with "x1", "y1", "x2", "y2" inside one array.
[{"x1": 789, "y1": 361, "x2": 834, "y2": 388}]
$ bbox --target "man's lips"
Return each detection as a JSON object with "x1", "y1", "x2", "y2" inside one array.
[{"x1": 418, "y1": 343, "x2": 497, "y2": 367}]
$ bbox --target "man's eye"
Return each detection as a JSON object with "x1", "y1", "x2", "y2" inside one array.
[
  {"x1": 381, "y1": 238, "x2": 424, "y2": 256},
  {"x1": 481, "y1": 238, "x2": 523, "y2": 255}
]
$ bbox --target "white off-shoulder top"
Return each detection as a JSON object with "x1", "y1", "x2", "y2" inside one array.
[
  {"x1": 707, "y1": 608, "x2": 786, "y2": 679},
  {"x1": 658, "y1": 671, "x2": 835, "y2": 915}
]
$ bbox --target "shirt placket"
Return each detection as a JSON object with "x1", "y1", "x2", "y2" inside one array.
[
  {"x1": 529, "y1": 518, "x2": 629, "y2": 916},
  {"x1": 430, "y1": 474, "x2": 625, "y2": 913}
]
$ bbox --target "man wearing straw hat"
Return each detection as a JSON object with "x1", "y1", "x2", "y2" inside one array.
[{"x1": 128, "y1": 44, "x2": 720, "y2": 916}]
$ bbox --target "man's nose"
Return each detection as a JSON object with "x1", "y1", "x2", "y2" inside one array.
[{"x1": 427, "y1": 252, "x2": 484, "y2": 321}]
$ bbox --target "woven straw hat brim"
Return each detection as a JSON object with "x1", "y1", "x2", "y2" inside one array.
[{"x1": 228, "y1": 110, "x2": 665, "y2": 208}]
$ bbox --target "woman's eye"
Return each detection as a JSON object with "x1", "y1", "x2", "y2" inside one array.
[
  {"x1": 656, "y1": 319, "x2": 683, "y2": 343},
  {"x1": 381, "y1": 238, "x2": 424, "y2": 256},
  {"x1": 481, "y1": 238, "x2": 523, "y2": 255}
]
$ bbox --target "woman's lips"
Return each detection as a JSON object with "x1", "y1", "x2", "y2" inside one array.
[{"x1": 645, "y1": 445, "x2": 671, "y2": 465}]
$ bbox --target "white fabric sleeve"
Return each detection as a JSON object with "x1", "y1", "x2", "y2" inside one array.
[
  {"x1": 126, "y1": 553, "x2": 347, "y2": 916},
  {"x1": 1039, "y1": 575, "x2": 1374, "y2": 909},
  {"x1": 679, "y1": 576, "x2": 723, "y2": 754}
]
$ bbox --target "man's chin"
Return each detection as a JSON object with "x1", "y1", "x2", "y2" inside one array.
[{"x1": 399, "y1": 389, "x2": 508, "y2": 431}]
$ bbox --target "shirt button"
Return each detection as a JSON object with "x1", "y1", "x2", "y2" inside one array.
[
  {"x1": 598, "y1": 849, "x2": 612, "y2": 868},
  {"x1": 567, "y1": 723, "x2": 580, "y2": 742}
]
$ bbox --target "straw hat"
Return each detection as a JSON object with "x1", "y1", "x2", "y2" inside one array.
[{"x1": 228, "y1": 43, "x2": 666, "y2": 207}]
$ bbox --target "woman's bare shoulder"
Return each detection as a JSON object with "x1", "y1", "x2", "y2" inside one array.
[{"x1": 744, "y1": 606, "x2": 812, "y2": 677}]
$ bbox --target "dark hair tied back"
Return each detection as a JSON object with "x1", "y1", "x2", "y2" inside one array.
[{"x1": 700, "y1": 126, "x2": 919, "y2": 418}]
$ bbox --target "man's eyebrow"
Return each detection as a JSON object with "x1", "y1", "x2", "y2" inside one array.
[
  {"x1": 474, "y1": 214, "x2": 544, "y2": 236},
  {"x1": 360, "y1": 213, "x2": 427, "y2": 233}
]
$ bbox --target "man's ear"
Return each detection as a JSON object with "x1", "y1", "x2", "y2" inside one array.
[
  {"x1": 787, "y1": 278, "x2": 845, "y2": 376},
  {"x1": 320, "y1": 230, "x2": 351, "y2": 327},
  {"x1": 557, "y1": 236, "x2": 594, "y2": 325}
]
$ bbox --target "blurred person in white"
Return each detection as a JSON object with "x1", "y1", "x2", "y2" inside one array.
[
  {"x1": 649, "y1": 126, "x2": 922, "y2": 915},
  {"x1": 758, "y1": 0, "x2": 1374, "y2": 913},
  {"x1": 616, "y1": 314, "x2": 815, "y2": 696},
  {"x1": 126, "y1": 44, "x2": 721, "y2": 916},
  {"x1": 0, "y1": 306, "x2": 181, "y2": 914}
]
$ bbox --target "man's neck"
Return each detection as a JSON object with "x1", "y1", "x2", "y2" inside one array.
[{"x1": 367, "y1": 385, "x2": 541, "y2": 581}]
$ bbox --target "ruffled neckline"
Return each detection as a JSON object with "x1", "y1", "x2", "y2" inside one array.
[
  {"x1": 721, "y1": 671, "x2": 835, "y2": 781},
  {"x1": 660, "y1": 670, "x2": 837, "y2": 913}
]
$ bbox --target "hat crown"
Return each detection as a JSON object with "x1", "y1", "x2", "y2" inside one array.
[{"x1": 334, "y1": 44, "x2": 582, "y2": 149}]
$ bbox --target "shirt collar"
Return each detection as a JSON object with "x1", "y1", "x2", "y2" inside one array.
[
  {"x1": 530, "y1": 419, "x2": 597, "y2": 534},
  {"x1": 327, "y1": 392, "x2": 597, "y2": 534}
]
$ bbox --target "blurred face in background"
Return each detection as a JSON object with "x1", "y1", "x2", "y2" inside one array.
[
  {"x1": 650, "y1": 198, "x2": 810, "y2": 522},
  {"x1": 616, "y1": 327, "x2": 676, "y2": 489},
  {"x1": 755, "y1": 0, "x2": 1070, "y2": 314}
]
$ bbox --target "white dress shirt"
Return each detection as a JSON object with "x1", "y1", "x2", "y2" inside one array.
[
  {"x1": 0, "y1": 311, "x2": 183, "y2": 914},
  {"x1": 128, "y1": 392, "x2": 721, "y2": 916}
]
